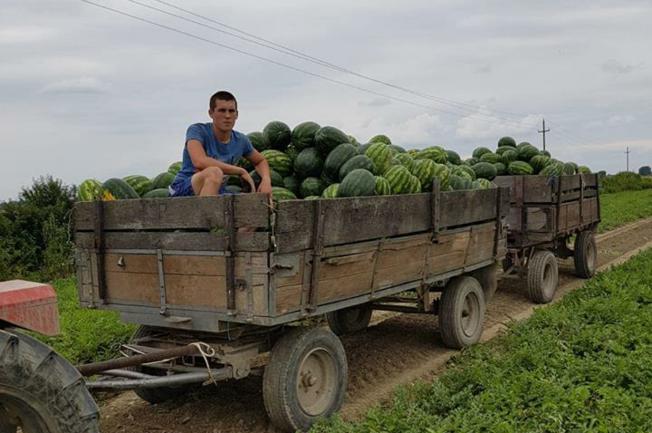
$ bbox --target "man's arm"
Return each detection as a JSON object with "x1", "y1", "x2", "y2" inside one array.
[
  {"x1": 187, "y1": 140, "x2": 245, "y2": 175},
  {"x1": 246, "y1": 149, "x2": 272, "y2": 194}
]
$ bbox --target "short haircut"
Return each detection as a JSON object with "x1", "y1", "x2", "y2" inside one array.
[{"x1": 209, "y1": 91, "x2": 238, "y2": 111}]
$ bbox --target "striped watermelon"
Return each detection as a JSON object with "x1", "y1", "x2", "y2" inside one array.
[
  {"x1": 473, "y1": 179, "x2": 495, "y2": 189},
  {"x1": 472, "y1": 147, "x2": 492, "y2": 159},
  {"x1": 143, "y1": 188, "x2": 169, "y2": 198},
  {"x1": 407, "y1": 174, "x2": 422, "y2": 194},
  {"x1": 304, "y1": 195, "x2": 320, "y2": 200},
  {"x1": 374, "y1": 176, "x2": 391, "y2": 196},
  {"x1": 324, "y1": 143, "x2": 358, "y2": 181},
  {"x1": 151, "y1": 172, "x2": 175, "y2": 190},
  {"x1": 272, "y1": 186, "x2": 297, "y2": 201},
  {"x1": 391, "y1": 153, "x2": 415, "y2": 173},
  {"x1": 416, "y1": 146, "x2": 447, "y2": 164},
  {"x1": 501, "y1": 149, "x2": 518, "y2": 164},
  {"x1": 300, "y1": 177, "x2": 326, "y2": 198},
  {"x1": 291, "y1": 121, "x2": 321, "y2": 151},
  {"x1": 507, "y1": 161, "x2": 534, "y2": 175},
  {"x1": 283, "y1": 176, "x2": 300, "y2": 196},
  {"x1": 77, "y1": 179, "x2": 104, "y2": 201},
  {"x1": 452, "y1": 165, "x2": 476, "y2": 181},
  {"x1": 540, "y1": 162, "x2": 563, "y2": 176},
  {"x1": 315, "y1": 126, "x2": 349, "y2": 155},
  {"x1": 449, "y1": 175, "x2": 473, "y2": 191},
  {"x1": 103, "y1": 178, "x2": 139, "y2": 200},
  {"x1": 369, "y1": 134, "x2": 391, "y2": 145},
  {"x1": 412, "y1": 159, "x2": 437, "y2": 190},
  {"x1": 168, "y1": 161, "x2": 182, "y2": 175},
  {"x1": 123, "y1": 175, "x2": 153, "y2": 197},
  {"x1": 529, "y1": 155, "x2": 551, "y2": 173},
  {"x1": 432, "y1": 163, "x2": 451, "y2": 190},
  {"x1": 365, "y1": 142, "x2": 394, "y2": 175},
  {"x1": 261, "y1": 149, "x2": 293, "y2": 177},
  {"x1": 493, "y1": 162, "x2": 507, "y2": 176},
  {"x1": 294, "y1": 147, "x2": 323, "y2": 178},
  {"x1": 263, "y1": 121, "x2": 292, "y2": 151},
  {"x1": 339, "y1": 155, "x2": 375, "y2": 180},
  {"x1": 562, "y1": 162, "x2": 577, "y2": 175},
  {"x1": 247, "y1": 131, "x2": 269, "y2": 151},
  {"x1": 384, "y1": 165, "x2": 412, "y2": 194},
  {"x1": 497, "y1": 136, "x2": 517, "y2": 148},
  {"x1": 480, "y1": 153, "x2": 501, "y2": 164},
  {"x1": 321, "y1": 183, "x2": 340, "y2": 198},
  {"x1": 472, "y1": 162, "x2": 498, "y2": 180},
  {"x1": 445, "y1": 150, "x2": 461, "y2": 165}
]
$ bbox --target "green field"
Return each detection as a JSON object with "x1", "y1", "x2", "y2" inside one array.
[
  {"x1": 598, "y1": 189, "x2": 652, "y2": 233},
  {"x1": 311, "y1": 248, "x2": 652, "y2": 433}
]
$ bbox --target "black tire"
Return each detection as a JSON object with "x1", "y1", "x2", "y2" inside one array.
[
  {"x1": 574, "y1": 231, "x2": 597, "y2": 279},
  {"x1": 130, "y1": 326, "x2": 196, "y2": 404},
  {"x1": 326, "y1": 304, "x2": 372, "y2": 335},
  {"x1": 438, "y1": 276, "x2": 486, "y2": 349},
  {"x1": 0, "y1": 329, "x2": 100, "y2": 433},
  {"x1": 526, "y1": 250, "x2": 559, "y2": 304},
  {"x1": 263, "y1": 327, "x2": 348, "y2": 432}
]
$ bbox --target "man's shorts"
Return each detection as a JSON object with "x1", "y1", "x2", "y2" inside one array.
[{"x1": 168, "y1": 176, "x2": 229, "y2": 197}]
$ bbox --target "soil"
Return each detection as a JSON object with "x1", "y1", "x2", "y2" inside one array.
[{"x1": 98, "y1": 217, "x2": 652, "y2": 433}]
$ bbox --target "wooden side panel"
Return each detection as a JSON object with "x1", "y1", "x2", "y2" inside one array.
[
  {"x1": 75, "y1": 249, "x2": 95, "y2": 306},
  {"x1": 465, "y1": 224, "x2": 498, "y2": 264},
  {"x1": 424, "y1": 230, "x2": 471, "y2": 275},
  {"x1": 74, "y1": 194, "x2": 269, "y2": 231}
]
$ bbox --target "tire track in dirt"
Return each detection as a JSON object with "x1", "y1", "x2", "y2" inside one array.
[{"x1": 99, "y1": 219, "x2": 652, "y2": 433}]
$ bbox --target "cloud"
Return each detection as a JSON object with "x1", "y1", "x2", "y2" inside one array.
[
  {"x1": 354, "y1": 113, "x2": 443, "y2": 147},
  {"x1": 359, "y1": 98, "x2": 392, "y2": 107},
  {"x1": 602, "y1": 59, "x2": 643, "y2": 75},
  {"x1": 0, "y1": 26, "x2": 55, "y2": 44},
  {"x1": 456, "y1": 111, "x2": 541, "y2": 140},
  {"x1": 40, "y1": 77, "x2": 106, "y2": 94}
]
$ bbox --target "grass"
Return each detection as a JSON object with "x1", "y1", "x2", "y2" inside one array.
[
  {"x1": 598, "y1": 189, "x2": 652, "y2": 233},
  {"x1": 311, "y1": 248, "x2": 652, "y2": 433},
  {"x1": 38, "y1": 277, "x2": 135, "y2": 365}
]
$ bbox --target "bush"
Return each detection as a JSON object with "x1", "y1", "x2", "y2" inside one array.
[
  {"x1": 0, "y1": 176, "x2": 76, "y2": 281},
  {"x1": 600, "y1": 171, "x2": 652, "y2": 194},
  {"x1": 639, "y1": 166, "x2": 651, "y2": 176}
]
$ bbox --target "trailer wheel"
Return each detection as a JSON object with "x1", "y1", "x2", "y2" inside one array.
[
  {"x1": 439, "y1": 276, "x2": 486, "y2": 349},
  {"x1": 130, "y1": 326, "x2": 196, "y2": 404},
  {"x1": 0, "y1": 329, "x2": 100, "y2": 433},
  {"x1": 326, "y1": 304, "x2": 372, "y2": 335},
  {"x1": 574, "y1": 231, "x2": 597, "y2": 278},
  {"x1": 263, "y1": 327, "x2": 347, "y2": 432},
  {"x1": 527, "y1": 250, "x2": 559, "y2": 304}
]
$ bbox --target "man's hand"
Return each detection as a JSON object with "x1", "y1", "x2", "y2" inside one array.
[
  {"x1": 239, "y1": 169, "x2": 256, "y2": 193},
  {"x1": 257, "y1": 177, "x2": 273, "y2": 195}
]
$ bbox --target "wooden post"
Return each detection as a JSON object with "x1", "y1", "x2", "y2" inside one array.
[
  {"x1": 430, "y1": 180, "x2": 440, "y2": 242},
  {"x1": 93, "y1": 200, "x2": 106, "y2": 305}
]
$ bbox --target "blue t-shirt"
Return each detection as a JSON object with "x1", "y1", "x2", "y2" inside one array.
[{"x1": 175, "y1": 123, "x2": 254, "y2": 181}]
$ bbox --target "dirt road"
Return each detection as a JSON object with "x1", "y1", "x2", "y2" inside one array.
[{"x1": 99, "y1": 217, "x2": 652, "y2": 433}]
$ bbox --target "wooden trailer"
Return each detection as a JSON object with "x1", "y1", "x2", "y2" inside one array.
[
  {"x1": 73, "y1": 186, "x2": 508, "y2": 432},
  {"x1": 493, "y1": 174, "x2": 600, "y2": 303}
]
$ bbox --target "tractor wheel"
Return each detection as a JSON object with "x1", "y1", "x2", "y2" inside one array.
[
  {"x1": 326, "y1": 304, "x2": 372, "y2": 335},
  {"x1": 574, "y1": 231, "x2": 597, "y2": 278},
  {"x1": 439, "y1": 276, "x2": 486, "y2": 349},
  {"x1": 130, "y1": 326, "x2": 197, "y2": 404},
  {"x1": 527, "y1": 250, "x2": 559, "y2": 304},
  {"x1": 263, "y1": 327, "x2": 347, "y2": 432},
  {"x1": 0, "y1": 329, "x2": 100, "y2": 433}
]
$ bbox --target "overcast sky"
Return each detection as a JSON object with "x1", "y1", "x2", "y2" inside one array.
[{"x1": 1, "y1": 0, "x2": 651, "y2": 200}]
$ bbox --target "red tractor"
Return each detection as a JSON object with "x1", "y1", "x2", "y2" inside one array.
[{"x1": 0, "y1": 280, "x2": 100, "y2": 433}]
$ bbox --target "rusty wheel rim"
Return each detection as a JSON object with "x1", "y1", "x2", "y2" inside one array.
[{"x1": 296, "y1": 347, "x2": 337, "y2": 416}]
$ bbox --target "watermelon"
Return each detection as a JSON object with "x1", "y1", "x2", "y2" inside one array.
[
  {"x1": 445, "y1": 150, "x2": 461, "y2": 165},
  {"x1": 472, "y1": 162, "x2": 498, "y2": 180},
  {"x1": 517, "y1": 144, "x2": 539, "y2": 161},
  {"x1": 315, "y1": 126, "x2": 349, "y2": 155},
  {"x1": 365, "y1": 142, "x2": 394, "y2": 174},
  {"x1": 263, "y1": 121, "x2": 291, "y2": 151},
  {"x1": 473, "y1": 179, "x2": 494, "y2": 189},
  {"x1": 384, "y1": 165, "x2": 412, "y2": 194},
  {"x1": 123, "y1": 175, "x2": 153, "y2": 197},
  {"x1": 247, "y1": 131, "x2": 269, "y2": 151},
  {"x1": 272, "y1": 187, "x2": 297, "y2": 201},
  {"x1": 452, "y1": 165, "x2": 476, "y2": 181},
  {"x1": 77, "y1": 179, "x2": 104, "y2": 201},
  {"x1": 406, "y1": 175, "x2": 422, "y2": 193},
  {"x1": 321, "y1": 183, "x2": 340, "y2": 198},
  {"x1": 507, "y1": 161, "x2": 534, "y2": 175},
  {"x1": 562, "y1": 162, "x2": 576, "y2": 175},
  {"x1": 237, "y1": 157, "x2": 254, "y2": 172},
  {"x1": 542, "y1": 150, "x2": 551, "y2": 158},
  {"x1": 300, "y1": 177, "x2": 326, "y2": 198},
  {"x1": 339, "y1": 155, "x2": 375, "y2": 180},
  {"x1": 389, "y1": 144, "x2": 406, "y2": 154},
  {"x1": 283, "y1": 176, "x2": 300, "y2": 196},
  {"x1": 294, "y1": 147, "x2": 324, "y2": 178},
  {"x1": 449, "y1": 175, "x2": 473, "y2": 191},
  {"x1": 103, "y1": 178, "x2": 139, "y2": 200},
  {"x1": 412, "y1": 159, "x2": 438, "y2": 190},
  {"x1": 464, "y1": 157, "x2": 479, "y2": 166},
  {"x1": 480, "y1": 152, "x2": 501, "y2": 164},
  {"x1": 540, "y1": 163, "x2": 563, "y2": 176},
  {"x1": 472, "y1": 147, "x2": 492, "y2": 159},
  {"x1": 374, "y1": 176, "x2": 392, "y2": 196},
  {"x1": 416, "y1": 146, "x2": 447, "y2": 164},
  {"x1": 359, "y1": 142, "x2": 374, "y2": 155},
  {"x1": 497, "y1": 137, "x2": 517, "y2": 148},
  {"x1": 347, "y1": 135, "x2": 360, "y2": 146},
  {"x1": 493, "y1": 162, "x2": 506, "y2": 176},
  {"x1": 578, "y1": 166, "x2": 591, "y2": 174},
  {"x1": 261, "y1": 150, "x2": 293, "y2": 177},
  {"x1": 501, "y1": 149, "x2": 518, "y2": 164},
  {"x1": 224, "y1": 185, "x2": 242, "y2": 194},
  {"x1": 495, "y1": 146, "x2": 513, "y2": 156},
  {"x1": 168, "y1": 161, "x2": 182, "y2": 175},
  {"x1": 517, "y1": 141, "x2": 532, "y2": 150},
  {"x1": 338, "y1": 169, "x2": 376, "y2": 197},
  {"x1": 250, "y1": 169, "x2": 284, "y2": 188},
  {"x1": 151, "y1": 172, "x2": 175, "y2": 190},
  {"x1": 226, "y1": 175, "x2": 242, "y2": 187},
  {"x1": 304, "y1": 195, "x2": 320, "y2": 200},
  {"x1": 369, "y1": 134, "x2": 391, "y2": 145},
  {"x1": 291, "y1": 121, "x2": 320, "y2": 151},
  {"x1": 529, "y1": 155, "x2": 551, "y2": 173},
  {"x1": 142, "y1": 188, "x2": 169, "y2": 198},
  {"x1": 391, "y1": 153, "x2": 416, "y2": 173},
  {"x1": 324, "y1": 143, "x2": 358, "y2": 181}
]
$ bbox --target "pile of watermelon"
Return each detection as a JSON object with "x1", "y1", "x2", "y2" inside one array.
[{"x1": 76, "y1": 121, "x2": 591, "y2": 203}]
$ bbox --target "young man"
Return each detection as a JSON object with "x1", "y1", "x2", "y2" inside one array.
[{"x1": 169, "y1": 91, "x2": 272, "y2": 197}]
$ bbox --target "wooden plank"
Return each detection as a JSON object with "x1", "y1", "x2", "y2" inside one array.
[
  {"x1": 74, "y1": 194, "x2": 269, "y2": 231},
  {"x1": 75, "y1": 231, "x2": 269, "y2": 252},
  {"x1": 440, "y1": 189, "x2": 498, "y2": 227},
  {"x1": 464, "y1": 224, "x2": 497, "y2": 264},
  {"x1": 104, "y1": 272, "x2": 159, "y2": 304}
]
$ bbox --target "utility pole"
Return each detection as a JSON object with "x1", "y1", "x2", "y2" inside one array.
[
  {"x1": 538, "y1": 118, "x2": 550, "y2": 151},
  {"x1": 625, "y1": 147, "x2": 631, "y2": 171}
]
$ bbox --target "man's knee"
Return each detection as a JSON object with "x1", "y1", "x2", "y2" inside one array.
[{"x1": 203, "y1": 167, "x2": 224, "y2": 184}]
